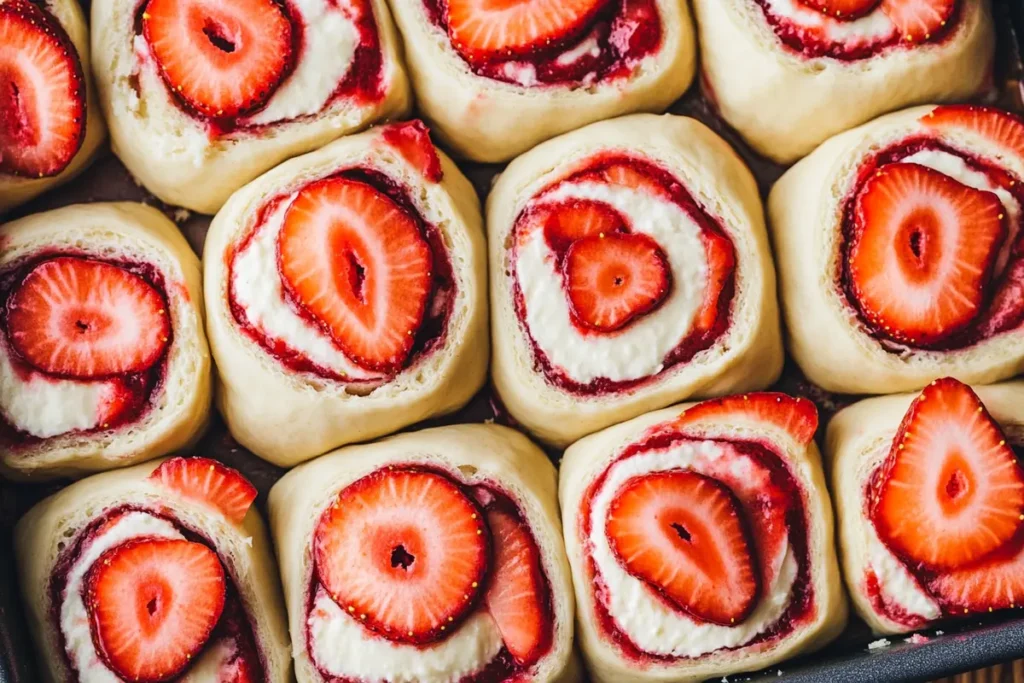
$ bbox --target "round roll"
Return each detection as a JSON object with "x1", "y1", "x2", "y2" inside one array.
[
  {"x1": 0, "y1": 0, "x2": 106, "y2": 214},
  {"x1": 90, "y1": 0, "x2": 411, "y2": 214},
  {"x1": 386, "y1": 0, "x2": 695, "y2": 162},
  {"x1": 0, "y1": 203, "x2": 211, "y2": 479},
  {"x1": 489, "y1": 113, "x2": 783, "y2": 447},
  {"x1": 15, "y1": 456, "x2": 291, "y2": 683},
  {"x1": 269, "y1": 424, "x2": 578, "y2": 683},
  {"x1": 771, "y1": 104, "x2": 1024, "y2": 395},
  {"x1": 692, "y1": 0, "x2": 993, "y2": 164},
  {"x1": 204, "y1": 121, "x2": 487, "y2": 466},
  {"x1": 829, "y1": 378, "x2": 1024, "y2": 634},
  {"x1": 561, "y1": 393, "x2": 847, "y2": 682}
]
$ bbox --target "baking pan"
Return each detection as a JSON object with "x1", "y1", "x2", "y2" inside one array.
[{"x1": 3, "y1": 0, "x2": 1024, "y2": 681}]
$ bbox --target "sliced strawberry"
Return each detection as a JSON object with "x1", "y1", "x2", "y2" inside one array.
[
  {"x1": 6, "y1": 257, "x2": 170, "y2": 379},
  {"x1": 446, "y1": 0, "x2": 608, "y2": 63},
  {"x1": 149, "y1": 457, "x2": 258, "y2": 525},
  {"x1": 96, "y1": 378, "x2": 137, "y2": 430},
  {"x1": 381, "y1": 120, "x2": 443, "y2": 183},
  {"x1": 799, "y1": 0, "x2": 880, "y2": 19},
  {"x1": 606, "y1": 470, "x2": 760, "y2": 625},
  {"x1": 593, "y1": 162, "x2": 672, "y2": 200},
  {"x1": 314, "y1": 469, "x2": 489, "y2": 644},
  {"x1": 0, "y1": 0, "x2": 85, "y2": 177},
  {"x1": 85, "y1": 539, "x2": 226, "y2": 683},
  {"x1": 673, "y1": 393, "x2": 819, "y2": 446},
  {"x1": 870, "y1": 378, "x2": 1024, "y2": 571},
  {"x1": 536, "y1": 200, "x2": 625, "y2": 256},
  {"x1": 563, "y1": 233, "x2": 670, "y2": 332},
  {"x1": 880, "y1": 0, "x2": 955, "y2": 42},
  {"x1": 928, "y1": 535, "x2": 1024, "y2": 613},
  {"x1": 848, "y1": 163, "x2": 1006, "y2": 347},
  {"x1": 976, "y1": 258, "x2": 1024, "y2": 339},
  {"x1": 278, "y1": 178, "x2": 433, "y2": 373},
  {"x1": 694, "y1": 229, "x2": 735, "y2": 334},
  {"x1": 142, "y1": 0, "x2": 293, "y2": 119},
  {"x1": 922, "y1": 105, "x2": 1024, "y2": 162},
  {"x1": 484, "y1": 509, "x2": 551, "y2": 666}
]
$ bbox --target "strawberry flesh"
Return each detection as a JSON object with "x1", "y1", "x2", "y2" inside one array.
[
  {"x1": 149, "y1": 458, "x2": 258, "y2": 525},
  {"x1": 381, "y1": 120, "x2": 443, "y2": 183},
  {"x1": 535, "y1": 200, "x2": 625, "y2": 258},
  {"x1": 799, "y1": 0, "x2": 880, "y2": 19},
  {"x1": 880, "y1": 0, "x2": 955, "y2": 42},
  {"x1": 922, "y1": 105, "x2": 1024, "y2": 162},
  {"x1": 928, "y1": 532, "x2": 1024, "y2": 613},
  {"x1": 674, "y1": 392, "x2": 819, "y2": 446}
]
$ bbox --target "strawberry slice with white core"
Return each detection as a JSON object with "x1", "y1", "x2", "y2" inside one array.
[
  {"x1": 922, "y1": 106, "x2": 1024, "y2": 162},
  {"x1": 381, "y1": 120, "x2": 443, "y2": 183},
  {"x1": 278, "y1": 178, "x2": 433, "y2": 373},
  {"x1": 880, "y1": 0, "x2": 955, "y2": 42},
  {"x1": 870, "y1": 378, "x2": 1024, "y2": 571},
  {"x1": 606, "y1": 470, "x2": 760, "y2": 625},
  {"x1": 0, "y1": 0, "x2": 85, "y2": 177},
  {"x1": 143, "y1": 0, "x2": 293, "y2": 119},
  {"x1": 484, "y1": 508, "x2": 551, "y2": 666},
  {"x1": 563, "y1": 232, "x2": 670, "y2": 332},
  {"x1": 314, "y1": 469, "x2": 489, "y2": 644},
  {"x1": 446, "y1": 0, "x2": 608, "y2": 64},
  {"x1": 149, "y1": 457, "x2": 258, "y2": 525},
  {"x1": 928, "y1": 535, "x2": 1024, "y2": 613},
  {"x1": 673, "y1": 392, "x2": 819, "y2": 446},
  {"x1": 535, "y1": 200, "x2": 625, "y2": 256},
  {"x1": 85, "y1": 539, "x2": 227, "y2": 683},
  {"x1": 849, "y1": 162, "x2": 1006, "y2": 347},
  {"x1": 6, "y1": 257, "x2": 170, "y2": 379},
  {"x1": 798, "y1": 0, "x2": 880, "y2": 19}
]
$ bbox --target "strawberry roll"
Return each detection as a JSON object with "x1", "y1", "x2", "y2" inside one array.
[
  {"x1": 0, "y1": 0, "x2": 106, "y2": 214},
  {"x1": 15, "y1": 457, "x2": 291, "y2": 683},
  {"x1": 0, "y1": 203, "x2": 211, "y2": 479},
  {"x1": 771, "y1": 105, "x2": 1024, "y2": 394},
  {"x1": 561, "y1": 394, "x2": 847, "y2": 682},
  {"x1": 90, "y1": 0, "x2": 411, "y2": 214},
  {"x1": 204, "y1": 121, "x2": 487, "y2": 466},
  {"x1": 489, "y1": 113, "x2": 783, "y2": 447},
  {"x1": 692, "y1": 0, "x2": 993, "y2": 163},
  {"x1": 386, "y1": 0, "x2": 695, "y2": 162},
  {"x1": 829, "y1": 378, "x2": 1024, "y2": 634},
  {"x1": 269, "y1": 424, "x2": 577, "y2": 683}
]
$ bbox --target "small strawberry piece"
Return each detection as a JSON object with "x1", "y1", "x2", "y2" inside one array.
[
  {"x1": 86, "y1": 539, "x2": 226, "y2": 683},
  {"x1": 314, "y1": 469, "x2": 489, "y2": 644},
  {"x1": 880, "y1": 0, "x2": 955, "y2": 42},
  {"x1": 563, "y1": 233, "x2": 670, "y2": 332},
  {"x1": 849, "y1": 163, "x2": 1006, "y2": 347},
  {"x1": 278, "y1": 178, "x2": 433, "y2": 373},
  {"x1": 594, "y1": 162, "x2": 672, "y2": 200},
  {"x1": 928, "y1": 536, "x2": 1024, "y2": 613},
  {"x1": 0, "y1": 0, "x2": 85, "y2": 177},
  {"x1": 536, "y1": 200, "x2": 625, "y2": 256},
  {"x1": 6, "y1": 257, "x2": 170, "y2": 379},
  {"x1": 95, "y1": 378, "x2": 137, "y2": 430},
  {"x1": 673, "y1": 393, "x2": 819, "y2": 446},
  {"x1": 799, "y1": 0, "x2": 880, "y2": 19},
  {"x1": 922, "y1": 105, "x2": 1024, "y2": 162},
  {"x1": 446, "y1": 0, "x2": 608, "y2": 63},
  {"x1": 381, "y1": 120, "x2": 443, "y2": 183},
  {"x1": 484, "y1": 509, "x2": 551, "y2": 666},
  {"x1": 606, "y1": 470, "x2": 760, "y2": 625},
  {"x1": 870, "y1": 378, "x2": 1024, "y2": 571},
  {"x1": 976, "y1": 258, "x2": 1024, "y2": 339},
  {"x1": 149, "y1": 457, "x2": 258, "y2": 525},
  {"x1": 143, "y1": 0, "x2": 293, "y2": 119},
  {"x1": 693, "y1": 229, "x2": 735, "y2": 334}
]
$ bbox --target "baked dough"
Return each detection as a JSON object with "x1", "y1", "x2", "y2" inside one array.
[
  {"x1": 269, "y1": 423, "x2": 579, "y2": 683},
  {"x1": 769, "y1": 105, "x2": 1024, "y2": 395},
  {"x1": 692, "y1": 0, "x2": 994, "y2": 164},
  {"x1": 489, "y1": 113, "x2": 783, "y2": 448},
  {"x1": 204, "y1": 124, "x2": 488, "y2": 467},
  {"x1": 827, "y1": 381, "x2": 1024, "y2": 634},
  {"x1": 560, "y1": 400, "x2": 847, "y2": 683},
  {"x1": 90, "y1": 0, "x2": 411, "y2": 214},
  {"x1": 0, "y1": 203, "x2": 211, "y2": 480},
  {"x1": 14, "y1": 457, "x2": 292, "y2": 683},
  {"x1": 386, "y1": 0, "x2": 695, "y2": 162},
  {"x1": 0, "y1": 0, "x2": 106, "y2": 215}
]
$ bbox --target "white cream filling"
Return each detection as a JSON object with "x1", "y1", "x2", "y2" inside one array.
[
  {"x1": 308, "y1": 586, "x2": 504, "y2": 683},
  {"x1": 515, "y1": 180, "x2": 707, "y2": 385},
  {"x1": 588, "y1": 441, "x2": 799, "y2": 658},
  {"x1": 762, "y1": 0, "x2": 896, "y2": 43},
  {"x1": 864, "y1": 517, "x2": 942, "y2": 622},
  {"x1": 555, "y1": 32, "x2": 602, "y2": 66}
]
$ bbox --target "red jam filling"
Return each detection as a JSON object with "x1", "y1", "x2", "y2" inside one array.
[
  {"x1": 226, "y1": 168, "x2": 455, "y2": 383},
  {"x1": 580, "y1": 431, "x2": 815, "y2": 662},
  {"x1": 510, "y1": 153, "x2": 736, "y2": 396}
]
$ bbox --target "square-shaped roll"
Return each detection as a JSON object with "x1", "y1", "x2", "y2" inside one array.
[
  {"x1": 269, "y1": 424, "x2": 578, "y2": 683},
  {"x1": 560, "y1": 393, "x2": 846, "y2": 682}
]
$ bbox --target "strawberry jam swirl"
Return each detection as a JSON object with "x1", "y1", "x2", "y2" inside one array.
[
  {"x1": 0, "y1": 254, "x2": 172, "y2": 447},
  {"x1": 579, "y1": 424, "x2": 814, "y2": 661},
  {"x1": 837, "y1": 107, "x2": 1024, "y2": 354},
  {"x1": 753, "y1": 0, "x2": 961, "y2": 60},
  {"x1": 510, "y1": 153, "x2": 735, "y2": 395},
  {"x1": 49, "y1": 505, "x2": 265, "y2": 683},
  {"x1": 421, "y1": 0, "x2": 661, "y2": 87},
  {"x1": 305, "y1": 465, "x2": 556, "y2": 683},
  {"x1": 226, "y1": 167, "x2": 454, "y2": 384}
]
